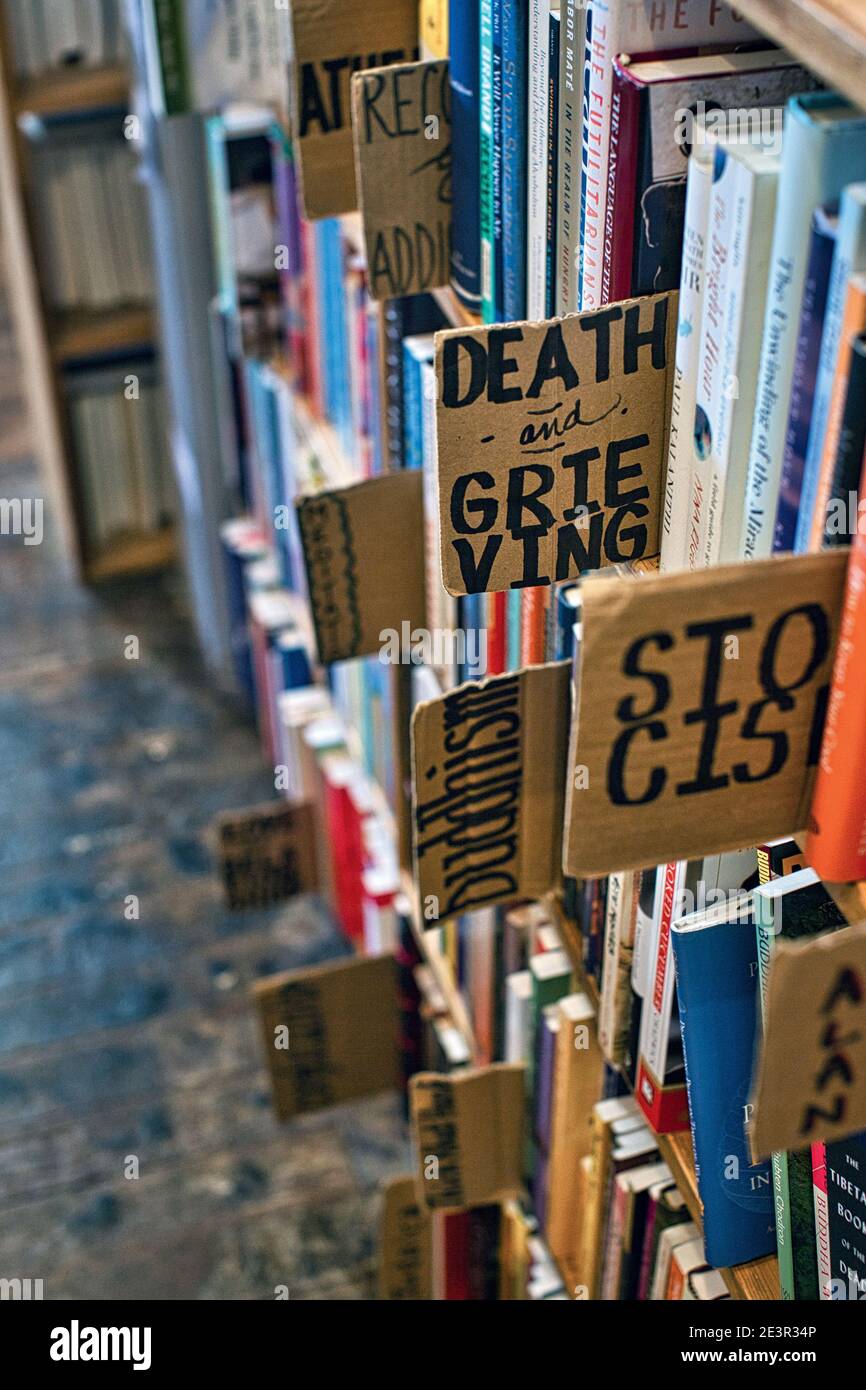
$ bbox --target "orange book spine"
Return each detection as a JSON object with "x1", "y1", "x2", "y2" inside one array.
[
  {"x1": 807, "y1": 451, "x2": 866, "y2": 881},
  {"x1": 519, "y1": 586, "x2": 548, "y2": 666},
  {"x1": 808, "y1": 274, "x2": 866, "y2": 550}
]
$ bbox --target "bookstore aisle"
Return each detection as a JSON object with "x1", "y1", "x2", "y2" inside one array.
[{"x1": 0, "y1": 449, "x2": 409, "y2": 1300}]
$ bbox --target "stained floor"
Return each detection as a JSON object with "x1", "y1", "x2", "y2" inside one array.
[{"x1": 0, "y1": 443, "x2": 410, "y2": 1299}]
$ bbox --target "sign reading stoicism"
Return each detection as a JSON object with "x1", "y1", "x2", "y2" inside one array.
[
  {"x1": 409, "y1": 1065, "x2": 525, "y2": 1212},
  {"x1": 296, "y1": 472, "x2": 426, "y2": 664},
  {"x1": 352, "y1": 59, "x2": 451, "y2": 300},
  {"x1": 217, "y1": 800, "x2": 319, "y2": 909},
  {"x1": 564, "y1": 551, "x2": 848, "y2": 877},
  {"x1": 750, "y1": 921, "x2": 866, "y2": 1160},
  {"x1": 255, "y1": 954, "x2": 399, "y2": 1121},
  {"x1": 412, "y1": 663, "x2": 570, "y2": 924},
  {"x1": 434, "y1": 291, "x2": 677, "y2": 595},
  {"x1": 290, "y1": 0, "x2": 419, "y2": 219}
]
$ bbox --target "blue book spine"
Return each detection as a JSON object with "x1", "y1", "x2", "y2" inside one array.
[
  {"x1": 774, "y1": 206, "x2": 837, "y2": 552},
  {"x1": 480, "y1": 0, "x2": 494, "y2": 322},
  {"x1": 491, "y1": 0, "x2": 504, "y2": 320},
  {"x1": 502, "y1": 0, "x2": 527, "y2": 321},
  {"x1": 576, "y1": 4, "x2": 593, "y2": 310},
  {"x1": 672, "y1": 913, "x2": 776, "y2": 1269},
  {"x1": 449, "y1": 0, "x2": 482, "y2": 309},
  {"x1": 545, "y1": 11, "x2": 560, "y2": 319},
  {"x1": 402, "y1": 345, "x2": 423, "y2": 472}
]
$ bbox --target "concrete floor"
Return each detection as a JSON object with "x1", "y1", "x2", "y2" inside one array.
[{"x1": 0, "y1": 376, "x2": 409, "y2": 1298}]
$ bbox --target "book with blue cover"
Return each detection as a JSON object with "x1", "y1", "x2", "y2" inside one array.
[
  {"x1": 501, "y1": 0, "x2": 528, "y2": 321},
  {"x1": 672, "y1": 893, "x2": 776, "y2": 1269},
  {"x1": 449, "y1": 0, "x2": 482, "y2": 308}
]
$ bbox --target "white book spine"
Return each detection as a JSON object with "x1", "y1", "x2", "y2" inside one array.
[
  {"x1": 660, "y1": 145, "x2": 713, "y2": 573},
  {"x1": 526, "y1": 0, "x2": 550, "y2": 320}
]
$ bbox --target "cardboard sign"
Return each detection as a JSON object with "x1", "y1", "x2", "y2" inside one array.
[
  {"x1": 290, "y1": 0, "x2": 419, "y2": 219},
  {"x1": 751, "y1": 921, "x2": 866, "y2": 1160},
  {"x1": 352, "y1": 59, "x2": 451, "y2": 301},
  {"x1": 434, "y1": 292, "x2": 677, "y2": 596},
  {"x1": 379, "y1": 1175, "x2": 432, "y2": 1300},
  {"x1": 411, "y1": 662, "x2": 570, "y2": 924},
  {"x1": 254, "y1": 953, "x2": 399, "y2": 1121},
  {"x1": 409, "y1": 1065, "x2": 525, "y2": 1212},
  {"x1": 297, "y1": 472, "x2": 426, "y2": 664},
  {"x1": 564, "y1": 551, "x2": 848, "y2": 877},
  {"x1": 217, "y1": 800, "x2": 319, "y2": 909}
]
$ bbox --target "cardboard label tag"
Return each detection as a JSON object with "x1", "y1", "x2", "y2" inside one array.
[
  {"x1": 434, "y1": 292, "x2": 677, "y2": 596},
  {"x1": 379, "y1": 1174, "x2": 432, "y2": 1299},
  {"x1": 564, "y1": 551, "x2": 848, "y2": 877},
  {"x1": 751, "y1": 921, "x2": 866, "y2": 1160},
  {"x1": 409, "y1": 1064, "x2": 525, "y2": 1212},
  {"x1": 290, "y1": 0, "x2": 419, "y2": 219},
  {"x1": 255, "y1": 953, "x2": 399, "y2": 1121},
  {"x1": 411, "y1": 662, "x2": 570, "y2": 924},
  {"x1": 352, "y1": 59, "x2": 451, "y2": 301},
  {"x1": 296, "y1": 472, "x2": 427, "y2": 663},
  {"x1": 217, "y1": 800, "x2": 319, "y2": 909}
]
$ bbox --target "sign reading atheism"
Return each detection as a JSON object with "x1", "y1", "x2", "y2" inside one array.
[
  {"x1": 290, "y1": 0, "x2": 419, "y2": 218},
  {"x1": 434, "y1": 291, "x2": 677, "y2": 595},
  {"x1": 564, "y1": 551, "x2": 848, "y2": 877},
  {"x1": 352, "y1": 59, "x2": 451, "y2": 300}
]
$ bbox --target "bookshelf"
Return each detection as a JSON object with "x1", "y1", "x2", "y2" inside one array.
[
  {"x1": 726, "y1": 0, "x2": 866, "y2": 110},
  {"x1": 0, "y1": 11, "x2": 174, "y2": 582}
]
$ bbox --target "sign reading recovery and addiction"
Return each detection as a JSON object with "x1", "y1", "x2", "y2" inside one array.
[
  {"x1": 412, "y1": 663, "x2": 570, "y2": 924},
  {"x1": 564, "y1": 551, "x2": 848, "y2": 877},
  {"x1": 290, "y1": 0, "x2": 419, "y2": 219},
  {"x1": 434, "y1": 292, "x2": 677, "y2": 596},
  {"x1": 352, "y1": 59, "x2": 451, "y2": 300}
]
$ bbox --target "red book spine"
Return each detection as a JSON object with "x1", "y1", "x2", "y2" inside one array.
[
  {"x1": 603, "y1": 63, "x2": 642, "y2": 306},
  {"x1": 442, "y1": 1211, "x2": 472, "y2": 1299},
  {"x1": 807, "y1": 451, "x2": 866, "y2": 881},
  {"x1": 487, "y1": 592, "x2": 507, "y2": 675}
]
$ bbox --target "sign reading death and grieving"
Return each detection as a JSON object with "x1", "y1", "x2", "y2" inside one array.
[
  {"x1": 352, "y1": 59, "x2": 451, "y2": 300},
  {"x1": 409, "y1": 1065, "x2": 525, "y2": 1212},
  {"x1": 434, "y1": 291, "x2": 677, "y2": 596},
  {"x1": 379, "y1": 1175, "x2": 432, "y2": 1300},
  {"x1": 217, "y1": 800, "x2": 319, "y2": 909},
  {"x1": 564, "y1": 551, "x2": 849, "y2": 877},
  {"x1": 290, "y1": 0, "x2": 419, "y2": 219},
  {"x1": 255, "y1": 954, "x2": 399, "y2": 1121},
  {"x1": 296, "y1": 472, "x2": 426, "y2": 664},
  {"x1": 750, "y1": 921, "x2": 866, "y2": 1161},
  {"x1": 411, "y1": 662, "x2": 570, "y2": 925}
]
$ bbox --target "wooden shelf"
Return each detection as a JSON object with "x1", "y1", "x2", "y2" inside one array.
[
  {"x1": 50, "y1": 304, "x2": 154, "y2": 365},
  {"x1": 726, "y1": 0, "x2": 866, "y2": 110},
  {"x1": 14, "y1": 64, "x2": 129, "y2": 118},
  {"x1": 84, "y1": 526, "x2": 176, "y2": 582}
]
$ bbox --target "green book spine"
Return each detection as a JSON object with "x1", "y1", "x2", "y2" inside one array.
[
  {"x1": 153, "y1": 0, "x2": 191, "y2": 115},
  {"x1": 479, "y1": 0, "x2": 495, "y2": 323}
]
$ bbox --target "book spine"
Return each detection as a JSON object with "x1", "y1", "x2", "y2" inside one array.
[
  {"x1": 825, "y1": 333, "x2": 866, "y2": 545},
  {"x1": 578, "y1": 0, "x2": 608, "y2": 310},
  {"x1": 151, "y1": 0, "x2": 190, "y2": 115},
  {"x1": 525, "y1": 0, "x2": 549, "y2": 319},
  {"x1": 755, "y1": 909, "x2": 796, "y2": 1300},
  {"x1": 812, "y1": 1142, "x2": 832, "y2": 1300},
  {"x1": 774, "y1": 207, "x2": 838, "y2": 552},
  {"x1": 480, "y1": 0, "x2": 495, "y2": 321},
  {"x1": 555, "y1": 0, "x2": 581, "y2": 316},
  {"x1": 492, "y1": 0, "x2": 505, "y2": 319},
  {"x1": 804, "y1": 279, "x2": 866, "y2": 550},
  {"x1": 660, "y1": 146, "x2": 712, "y2": 573},
  {"x1": 449, "y1": 0, "x2": 482, "y2": 309},
  {"x1": 603, "y1": 67, "x2": 639, "y2": 307},
  {"x1": 544, "y1": 11, "x2": 560, "y2": 319},
  {"x1": 501, "y1": 0, "x2": 528, "y2": 321}
]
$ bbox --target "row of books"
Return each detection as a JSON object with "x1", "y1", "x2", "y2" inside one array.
[
  {"x1": 4, "y1": 0, "x2": 127, "y2": 78},
  {"x1": 30, "y1": 125, "x2": 153, "y2": 314},
  {"x1": 66, "y1": 359, "x2": 173, "y2": 550}
]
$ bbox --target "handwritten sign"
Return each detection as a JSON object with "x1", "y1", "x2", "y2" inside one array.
[
  {"x1": 411, "y1": 662, "x2": 570, "y2": 924},
  {"x1": 296, "y1": 472, "x2": 426, "y2": 663},
  {"x1": 751, "y1": 922, "x2": 866, "y2": 1160},
  {"x1": 352, "y1": 59, "x2": 451, "y2": 300},
  {"x1": 409, "y1": 1065, "x2": 525, "y2": 1212},
  {"x1": 379, "y1": 1175, "x2": 432, "y2": 1299},
  {"x1": 217, "y1": 800, "x2": 319, "y2": 909},
  {"x1": 564, "y1": 551, "x2": 848, "y2": 877},
  {"x1": 290, "y1": 0, "x2": 419, "y2": 219},
  {"x1": 254, "y1": 953, "x2": 399, "y2": 1121},
  {"x1": 434, "y1": 291, "x2": 677, "y2": 596}
]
